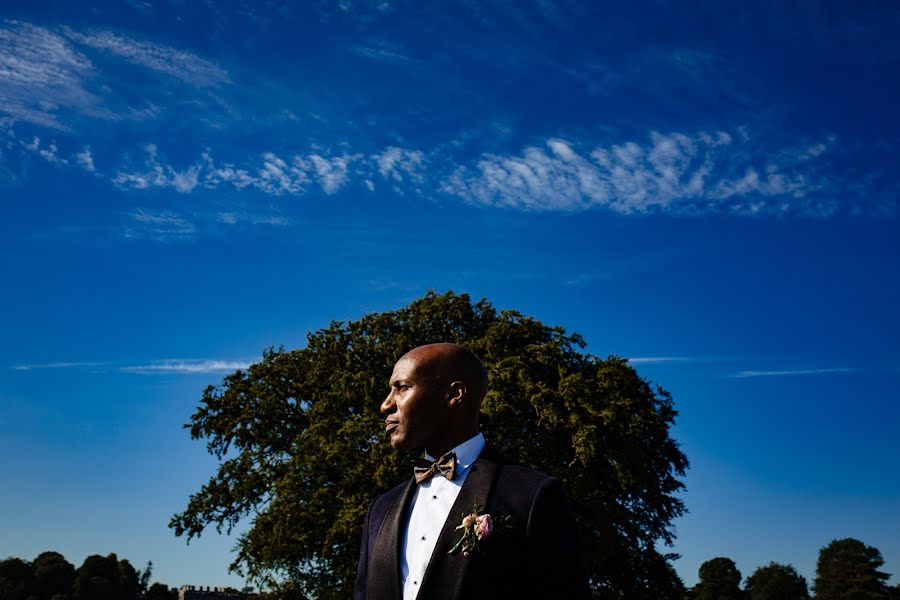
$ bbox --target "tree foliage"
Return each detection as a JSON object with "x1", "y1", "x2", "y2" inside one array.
[
  {"x1": 170, "y1": 291, "x2": 689, "y2": 598},
  {"x1": 146, "y1": 582, "x2": 177, "y2": 600},
  {"x1": 0, "y1": 557, "x2": 33, "y2": 600},
  {"x1": 70, "y1": 553, "x2": 144, "y2": 600},
  {"x1": 814, "y1": 538, "x2": 891, "y2": 600},
  {"x1": 693, "y1": 557, "x2": 743, "y2": 600},
  {"x1": 0, "y1": 552, "x2": 181, "y2": 600},
  {"x1": 745, "y1": 562, "x2": 809, "y2": 600},
  {"x1": 138, "y1": 562, "x2": 152, "y2": 596},
  {"x1": 32, "y1": 552, "x2": 75, "y2": 600}
]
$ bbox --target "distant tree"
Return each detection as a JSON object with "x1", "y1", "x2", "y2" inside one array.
[
  {"x1": 814, "y1": 538, "x2": 890, "y2": 600},
  {"x1": 32, "y1": 552, "x2": 75, "y2": 600},
  {"x1": 72, "y1": 554, "x2": 138, "y2": 600},
  {"x1": 886, "y1": 584, "x2": 900, "y2": 600},
  {"x1": 138, "y1": 562, "x2": 152, "y2": 596},
  {"x1": 145, "y1": 582, "x2": 175, "y2": 600},
  {"x1": 630, "y1": 550, "x2": 687, "y2": 600},
  {"x1": 693, "y1": 557, "x2": 743, "y2": 600},
  {"x1": 170, "y1": 291, "x2": 689, "y2": 598},
  {"x1": 0, "y1": 557, "x2": 33, "y2": 600},
  {"x1": 74, "y1": 554, "x2": 117, "y2": 600},
  {"x1": 745, "y1": 562, "x2": 809, "y2": 600},
  {"x1": 115, "y1": 559, "x2": 138, "y2": 599}
]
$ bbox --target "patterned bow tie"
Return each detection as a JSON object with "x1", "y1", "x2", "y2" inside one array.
[{"x1": 411, "y1": 452, "x2": 457, "y2": 484}]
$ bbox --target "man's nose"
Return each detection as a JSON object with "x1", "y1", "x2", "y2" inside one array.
[{"x1": 380, "y1": 393, "x2": 395, "y2": 414}]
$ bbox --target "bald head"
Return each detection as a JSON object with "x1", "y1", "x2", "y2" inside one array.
[
  {"x1": 401, "y1": 343, "x2": 489, "y2": 409},
  {"x1": 381, "y1": 343, "x2": 488, "y2": 456}
]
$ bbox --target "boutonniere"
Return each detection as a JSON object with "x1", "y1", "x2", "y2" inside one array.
[{"x1": 448, "y1": 500, "x2": 509, "y2": 558}]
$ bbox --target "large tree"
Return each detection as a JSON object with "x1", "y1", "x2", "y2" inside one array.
[
  {"x1": 813, "y1": 538, "x2": 890, "y2": 600},
  {"x1": 0, "y1": 557, "x2": 33, "y2": 600},
  {"x1": 171, "y1": 291, "x2": 689, "y2": 598},
  {"x1": 32, "y1": 551, "x2": 75, "y2": 600},
  {"x1": 693, "y1": 557, "x2": 743, "y2": 600},
  {"x1": 745, "y1": 562, "x2": 809, "y2": 600},
  {"x1": 72, "y1": 553, "x2": 138, "y2": 600}
]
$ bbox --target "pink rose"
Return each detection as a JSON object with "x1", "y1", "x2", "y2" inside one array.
[{"x1": 475, "y1": 513, "x2": 493, "y2": 540}]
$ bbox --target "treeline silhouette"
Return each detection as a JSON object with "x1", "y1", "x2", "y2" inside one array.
[
  {"x1": 3, "y1": 538, "x2": 898, "y2": 599},
  {"x1": 688, "y1": 538, "x2": 900, "y2": 600},
  {"x1": 0, "y1": 551, "x2": 247, "y2": 600}
]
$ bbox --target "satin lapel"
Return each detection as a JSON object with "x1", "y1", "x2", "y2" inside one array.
[
  {"x1": 416, "y1": 451, "x2": 502, "y2": 600},
  {"x1": 367, "y1": 477, "x2": 417, "y2": 600}
]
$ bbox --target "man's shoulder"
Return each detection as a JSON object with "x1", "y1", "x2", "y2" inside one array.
[{"x1": 480, "y1": 449, "x2": 558, "y2": 498}]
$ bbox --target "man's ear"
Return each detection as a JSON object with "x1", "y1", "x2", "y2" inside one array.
[{"x1": 447, "y1": 381, "x2": 466, "y2": 407}]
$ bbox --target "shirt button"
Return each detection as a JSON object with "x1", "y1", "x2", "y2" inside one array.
[
  {"x1": 433, "y1": 495, "x2": 437, "y2": 499},
  {"x1": 413, "y1": 581, "x2": 418, "y2": 585},
  {"x1": 421, "y1": 536, "x2": 426, "y2": 540}
]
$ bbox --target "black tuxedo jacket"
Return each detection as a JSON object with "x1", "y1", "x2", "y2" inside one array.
[{"x1": 354, "y1": 446, "x2": 591, "y2": 600}]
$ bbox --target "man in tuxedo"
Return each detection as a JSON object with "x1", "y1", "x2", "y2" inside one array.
[{"x1": 354, "y1": 343, "x2": 591, "y2": 600}]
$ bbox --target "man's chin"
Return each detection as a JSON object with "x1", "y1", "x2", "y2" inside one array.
[
  {"x1": 389, "y1": 433, "x2": 415, "y2": 453},
  {"x1": 387, "y1": 432, "x2": 404, "y2": 450}
]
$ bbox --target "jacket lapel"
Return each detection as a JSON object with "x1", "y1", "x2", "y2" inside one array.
[
  {"x1": 416, "y1": 449, "x2": 502, "y2": 600},
  {"x1": 368, "y1": 477, "x2": 417, "y2": 600}
]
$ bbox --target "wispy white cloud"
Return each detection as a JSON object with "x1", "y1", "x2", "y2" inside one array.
[
  {"x1": 115, "y1": 147, "x2": 362, "y2": 196},
  {"x1": 62, "y1": 28, "x2": 230, "y2": 87},
  {"x1": 125, "y1": 207, "x2": 196, "y2": 241},
  {"x1": 216, "y1": 210, "x2": 290, "y2": 227},
  {"x1": 0, "y1": 21, "x2": 97, "y2": 129},
  {"x1": 732, "y1": 367, "x2": 857, "y2": 378},
  {"x1": 217, "y1": 212, "x2": 239, "y2": 224},
  {"x1": 124, "y1": 0, "x2": 153, "y2": 15},
  {"x1": 39, "y1": 143, "x2": 66, "y2": 164},
  {"x1": 249, "y1": 214, "x2": 290, "y2": 226},
  {"x1": 9, "y1": 121, "x2": 856, "y2": 221},
  {"x1": 442, "y1": 131, "x2": 837, "y2": 216},
  {"x1": 347, "y1": 42, "x2": 417, "y2": 64},
  {"x1": 628, "y1": 356, "x2": 691, "y2": 364},
  {"x1": 120, "y1": 359, "x2": 251, "y2": 374},
  {"x1": 373, "y1": 146, "x2": 425, "y2": 185},
  {"x1": 306, "y1": 153, "x2": 358, "y2": 194},
  {"x1": 75, "y1": 147, "x2": 95, "y2": 172},
  {"x1": 11, "y1": 361, "x2": 106, "y2": 371},
  {"x1": 215, "y1": 151, "x2": 310, "y2": 195},
  {"x1": 4, "y1": 129, "x2": 99, "y2": 177},
  {"x1": 23, "y1": 136, "x2": 70, "y2": 165},
  {"x1": 0, "y1": 20, "x2": 229, "y2": 130},
  {"x1": 113, "y1": 144, "x2": 201, "y2": 193},
  {"x1": 11, "y1": 358, "x2": 252, "y2": 375}
]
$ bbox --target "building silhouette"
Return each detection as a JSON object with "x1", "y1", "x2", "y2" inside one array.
[{"x1": 177, "y1": 585, "x2": 242, "y2": 600}]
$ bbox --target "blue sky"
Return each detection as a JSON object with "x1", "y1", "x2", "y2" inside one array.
[{"x1": 1, "y1": 0, "x2": 898, "y2": 590}]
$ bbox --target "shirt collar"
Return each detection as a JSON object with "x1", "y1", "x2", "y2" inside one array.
[{"x1": 425, "y1": 432, "x2": 485, "y2": 474}]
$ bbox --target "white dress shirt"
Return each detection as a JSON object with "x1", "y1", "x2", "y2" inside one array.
[{"x1": 400, "y1": 432, "x2": 486, "y2": 600}]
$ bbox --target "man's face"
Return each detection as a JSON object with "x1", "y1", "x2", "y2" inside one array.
[{"x1": 381, "y1": 356, "x2": 446, "y2": 453}]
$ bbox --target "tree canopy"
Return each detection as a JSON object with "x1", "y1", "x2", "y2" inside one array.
[
  {"x1": 693, "y1": 557, "x2": 743, "y2": 600},
  {"x1": 745, "y1": 562, "x2": 810, "y2": 600},
  {"x1": 0, "y1": 551, "x2": 169, "y2": 600},
  {"x1": 0, "y1": 557, "x2": 33, "y2": 600},
  {"x1": 814, "y1": 538, "x2": 891, "y2": 600},
  {"x1": 146, "y1": 582, "x2": 177, "y2": 600},
  {"x1": 72, "y1": 553, "x2": 139, "y2": 600},
  {"x1": 32, "y1": 552, "x2": 76, "y2": 600},
  {"x1": 170, "y1": 290, "x2": 689, "y2": 598}
]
